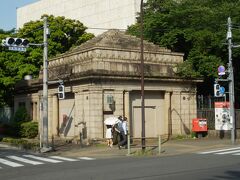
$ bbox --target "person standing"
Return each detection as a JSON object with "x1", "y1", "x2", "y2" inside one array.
[
  {"x1": 106, "y1": 125, "x2": 113, "y2": 148},
  {"x1": 112, "y1": 116, "x2": 123, "y2": 145},
  {"x1": 118, "y1": 117, "x2": 128, "y2": 149}
]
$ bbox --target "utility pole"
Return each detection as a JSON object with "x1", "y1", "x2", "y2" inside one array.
[
  {"x1": 41, "y1": 17, "x2": 50, "y2": 152},
  {"x1": 140, "y1": 0, "x2": 145, "y2": 151},
  {"x1": 1, "y1": 17, "x2": 52, "y2": 151},
  {"x1": 227, "y1": 17, "x2": 236, "y2": 145}
]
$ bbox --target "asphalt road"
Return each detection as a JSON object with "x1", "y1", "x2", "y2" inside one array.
[{"x1": 1, "y1": 147, "x2": 240, "y2": 180}]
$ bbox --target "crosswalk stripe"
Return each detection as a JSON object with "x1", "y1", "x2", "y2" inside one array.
[
  {"x1": 49, "y1": 156, "x2": 78, "y2": 161},
  {"x1": 0, "y1": 158, "x2": 24, "y2": 167},
  {"x1": 215, "y1": 149, "x2": 240, "y2": 155},
  {"x1": 7, "y1": 156, "x2": 44, "y2": 165},
  {"x1": 23, "y1": 155, "x2": 62, "y2": 163},
  {"x1": 78, "y1": 157, "x2": 96, "y2": 160},
  {"x1": 197, "y1": 147, "x2": 240, "y2": 154},
  {"x1": 0, "y1": 155, "x2": 97, "y2": 170}
]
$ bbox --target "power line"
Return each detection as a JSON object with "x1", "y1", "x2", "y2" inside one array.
[{"x1": 87, "y1": 27, "x2": 127, "y2": 31}]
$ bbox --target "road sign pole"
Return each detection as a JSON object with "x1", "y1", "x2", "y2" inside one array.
[{"x1": 140, "y1": 0, "x2": 146, "y2": 152}]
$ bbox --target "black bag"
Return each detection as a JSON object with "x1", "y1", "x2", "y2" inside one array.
[{"x1": 112, "y1": 130, "x2": 121, "y2": 145}]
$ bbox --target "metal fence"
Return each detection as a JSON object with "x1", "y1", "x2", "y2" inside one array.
[
  {"x1": 0, "y1": 107, "x2": 13, "y2": 123},
  {"x1": 197, "y1": 95, "x2": 227, "y2": 109},
  {"x1": 197, "y1": 108, "x2": 240, "y2": 130}
]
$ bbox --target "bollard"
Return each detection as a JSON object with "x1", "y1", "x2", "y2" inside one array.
[
  {"x1": 158, "y1": 135, "x2": 161, "y2": 155},
  {"x1": 80, "y1": 132, "x2": 83, "y2": 147},
  {"x1": 127, "y1": 134, "x2": 131, "y2": 156},
  {"x1": 51, "y1": 135, "x2": 54, "y2": 150}
]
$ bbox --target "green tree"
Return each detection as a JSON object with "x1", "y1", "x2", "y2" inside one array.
[
  {"x1": 0, "y1": 15, "x2": 94, "y2": 107},
  {"x1": 127, "y1": 0, "x2": 240, "y2": 101}
]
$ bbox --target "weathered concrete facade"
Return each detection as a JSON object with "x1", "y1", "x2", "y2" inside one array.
[
  {"x1": 14, "y1": 30, "x2": 200, "y2": 141},
  {"x1": 17, "y1": 0, "x2": 144, "y2": 35}
]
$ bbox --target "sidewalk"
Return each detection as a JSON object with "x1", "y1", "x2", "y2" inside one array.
[{"x1": 47, "y1": 137, "x2": 240, "y2": 158}]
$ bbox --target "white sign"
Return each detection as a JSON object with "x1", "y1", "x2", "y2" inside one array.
[
  {"x1": 8, "y1": 46, "x2": 26, "y2": 52},
  {"x1": 215, "y1": 102, "x2": 231, "y2": 130}
]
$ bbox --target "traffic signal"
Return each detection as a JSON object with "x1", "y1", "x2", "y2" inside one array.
[
  {"x1": 58, "y1": 84, "x2": 65, "y2": 99},
  {"x1": 214, "y1": 84, "x2": 225, "y2": 97},
  {"x1": 2, "y1": 37, "x2": 29, "y2": 47},
  {"x1": 8, "y1": 37, "x2": 29, "y2": 47}
]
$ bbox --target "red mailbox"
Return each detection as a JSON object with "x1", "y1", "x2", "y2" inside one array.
[{"x1": 192, "y1": 118, "x2": 207, "y2": 137}]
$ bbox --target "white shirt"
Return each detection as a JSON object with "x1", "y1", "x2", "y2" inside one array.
[{"x1": 122, "y1": 121, "x2": 127, "y2": 135}]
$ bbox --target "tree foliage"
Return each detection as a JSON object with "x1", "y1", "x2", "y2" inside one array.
[
  {"x1": 127, "y1": 0, "x2": 240, "y2": 99},
  {"x1": 0, "y1": 15, "x2": 94, "y2": 107}
]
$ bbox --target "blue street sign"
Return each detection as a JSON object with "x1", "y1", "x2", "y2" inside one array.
[{"x1": 219, "y1": 86, "x2": 225, "y2": 94}]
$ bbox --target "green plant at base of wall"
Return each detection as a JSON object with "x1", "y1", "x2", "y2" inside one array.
[{"x1": 20, "y1": 122, "x2": 38, "y2": 138}]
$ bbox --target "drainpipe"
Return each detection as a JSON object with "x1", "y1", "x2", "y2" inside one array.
[
  {"x1": 169, "y1": 92, "x2": 173, "y2": 136},
  {"x1": 180, "y1": 91, "x2": 182, "y2": 134},
  {"x1": 123, "y1": 90, "x2": 125, "y2": 118},
  {"x1": 102, "y1": 90, "x2": 105, "y2": 138}
]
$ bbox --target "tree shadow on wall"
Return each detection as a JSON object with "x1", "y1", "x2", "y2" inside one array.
[
  {"x1": 171, "y1": 108, "x2": 190, "y2": 134},
  {"x1": 64, "y1": 116, "x2": 73, "y2": 137},
  {"x1": 59, "y1": 115, "x2": 73, "y2": 137}
]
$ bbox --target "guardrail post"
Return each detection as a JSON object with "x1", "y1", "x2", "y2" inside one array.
[
  {"x1": 158, "y1": 135, "x2": 161, "y2": 155},
  {"x1": 127, "y1": 134, "x2": 131, "y2": 156}
]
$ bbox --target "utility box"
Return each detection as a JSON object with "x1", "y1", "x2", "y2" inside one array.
[{"x1": 192, "y1": 118, "x2": 207, "y2": 138}]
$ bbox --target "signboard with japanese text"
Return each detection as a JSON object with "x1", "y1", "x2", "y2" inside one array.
[
  {"x1": 215, "y1": 102, "x2": 231, "y2": 130},
  {"x1": 8, "y1": 46, "x2": 26, "y2": 52}
]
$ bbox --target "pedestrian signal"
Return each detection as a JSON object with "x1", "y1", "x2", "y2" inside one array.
[
  {"x1": 58, "y1": 84, "x2": 65, "y2": 99},
  {"x1": 214, "y1": 84, "x2": 224, "y2": 97}
]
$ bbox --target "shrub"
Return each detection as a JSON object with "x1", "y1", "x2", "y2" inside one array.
[
  {"x1": 20, "y1": 122, "x2": 38, "y2": 138},
  {"x1": 1, "y1": 137, "x2": 39, "y2": 150},
  {"x1": 8, "y1": 107, "x2": 31, "y2": 137},
  {"x1": 13, "y1": 107, "x2": 30, "y2": 122},
  {"x1": 9, "y1": 121, "x2": 24, "y2": 137},
  {"x1": 1, "y1": 137, "x2": 28, "y2": 145},
  {"x1": 0, "y1": 123, "x2": 11, "y2": 135}
]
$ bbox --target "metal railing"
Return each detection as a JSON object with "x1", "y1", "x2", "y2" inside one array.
[{"x1": 126, "y1": 135, "x2": 162, "y2": 156}]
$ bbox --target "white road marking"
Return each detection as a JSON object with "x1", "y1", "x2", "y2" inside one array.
[
  {"x1": 215, "y1": 149, "x2": 240, "y2": 155},
  {"x1": 23, "y1": 155, "x2": 62, "y2": 163},
  {"x1": 0, "y1": 154, "x2": 96, "y2": 170},
  {"x1": 7, "y1": 156, "x2": 44, "y2": 165},
  {"x1": 0, "y1": 158, "x2": 24, "y2": 167},
  {"x1": 197, "y1": 147, "x2": 240, "y2": 154},
  {"x1": 49, "y1": 156, "x2": 78, "y2": 161},
  {"x1": 78, "y1": 157, "x2": 96, "y2": 160}
]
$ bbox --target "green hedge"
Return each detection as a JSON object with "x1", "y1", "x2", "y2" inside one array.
[
  {"x1": 20, "y1": 122, "x2": 38, "y2": 138},
  {"x1": 1, "y1": 137, "x2": 39, "y2": 150}
]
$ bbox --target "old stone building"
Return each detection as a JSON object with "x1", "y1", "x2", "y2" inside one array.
[{"x1": 14, "y1": 30, "x2": 200, "y2": 141}]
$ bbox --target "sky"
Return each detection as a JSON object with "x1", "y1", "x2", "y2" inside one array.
[{"x1": 0, "y1": 0, "x2": 39, "y2": 31}]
